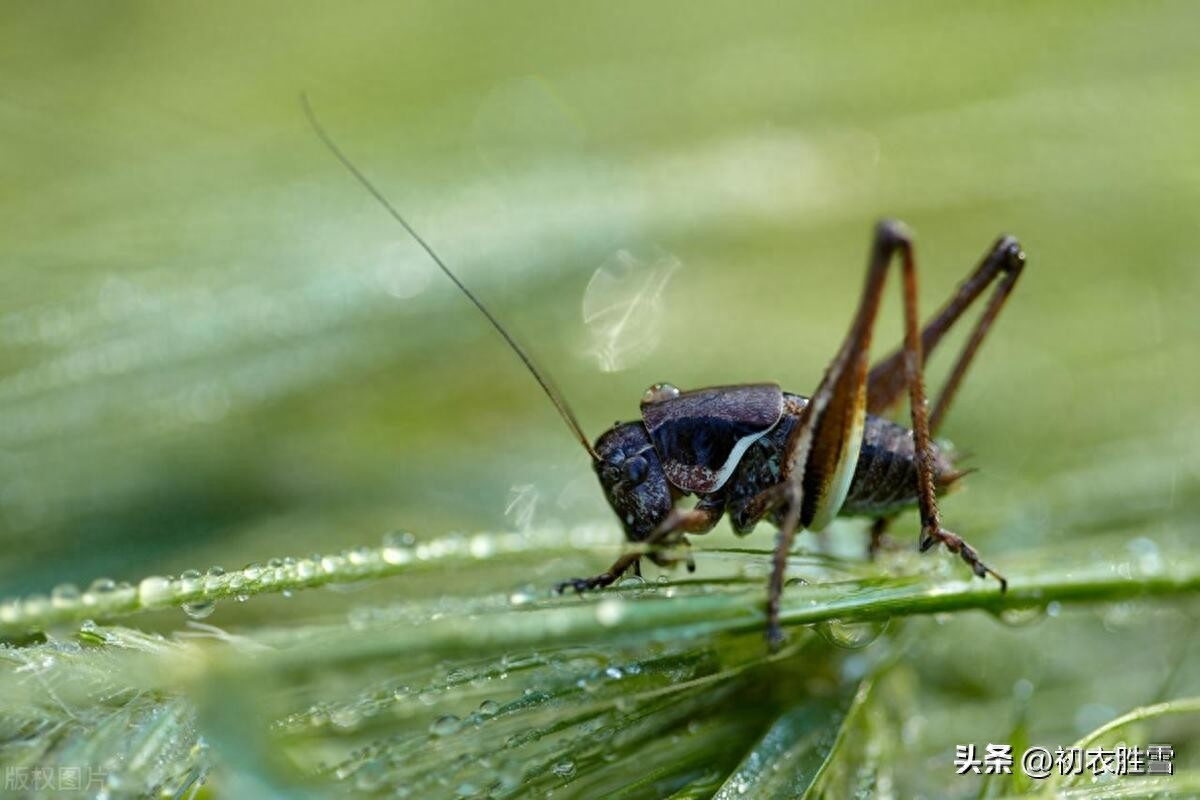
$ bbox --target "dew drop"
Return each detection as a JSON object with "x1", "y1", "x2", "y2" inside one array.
[
  {"x1": 183, "y1": 600, "x2": 216, "y2": 620},
  {"x1": 1127, "y1": 536, "x2": 1162, "y2": 574},
  {"x1": 382, "y1": 531, "x2": 416, "y2": 565},
  {"x1": 50, "y1": 583, "x2": 81, "y2": 608},
  {"x1": 552, "y1": 760, "x2": 576, "y2": 779},
  {"x1": 595, "y1": 598, "x2": 625, "y2": 627},
  {"x1": 348, "y1": 547, "x2": 372, "y2": 567},
  {"x1": 331, "y1": 707, "x2": 361, "y2": 729},
  {"x1": 354, "y1": 763, "x2": 385, "y2": 791},
  {"x1": 616, "y1": 574, "x2": 647, "y2": 597},
  {"x1": 179, "y1": 569, "x2": 202, "y2": 594},
  {"x1": 816, "y1": 618, "x2": 887, "y2": 649},
  {"x1": 469, "y1": 533, "x2": 495, "y2": 559},
  {"x1": 642, "y1": 382, "x2": 681, "y2": 405},
  {"x1": 992, "y1": 605, "x2": 1045, "y2": 628},
  {"x1": 478, "y1": 699, "x2": 500, "y2": 717},
  {"x1": 1102, "y1": 602, "x2": 1138, "y2": 632},
  {"x1": 137, "y1": 576, "x2": 174, "y2": 606},
  {"x1": 430, "y1": 714, "x2": 461, "y2": 737},
  {"x1": 204, "y1": 566, "x2": 226, "y2": 592},
  {"x1": 1046, "y1": 600, "x2": 1062, "y2": 618},
  {"x1": 508, "y1": 586, "x2": 536, "y2": 606},
  {"x1": 88, "y1": 577, "x2": 117, "y2": 595}
]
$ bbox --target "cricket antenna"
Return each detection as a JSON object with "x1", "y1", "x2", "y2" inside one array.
[{"x1": 301, "y1": 94, "x2": 601, "y2": 462}]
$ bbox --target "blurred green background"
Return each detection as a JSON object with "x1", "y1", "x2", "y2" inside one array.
[{"x1": 2, "y1": 1, "x2": 1199, "y2": 796}]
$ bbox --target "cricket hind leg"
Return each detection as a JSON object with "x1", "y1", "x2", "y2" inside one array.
[
  {"x1": 766, "y1": 221, "x2": 1009, "y2": 650},
  {"x1": 865, "y1": 235, "x2": 1025, "y2": 434},
  {"x1": 858, "y1": 235, "x2": 1023, "y2": 573},
  {"x1": 555, "y1": 502, "x2": 724, "y2": 594}
]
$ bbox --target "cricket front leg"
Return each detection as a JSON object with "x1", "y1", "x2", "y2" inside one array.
[
  {"x1": 555, "y1": 502, "x2": 724, "y2": 594},
  {"x1": 555, "y1": 551, "x2": 644, "y2": 594}
]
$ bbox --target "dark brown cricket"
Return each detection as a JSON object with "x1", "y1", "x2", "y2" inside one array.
[{"x1": 305, "y1": 98, "x2": 1025, "y2": 649}]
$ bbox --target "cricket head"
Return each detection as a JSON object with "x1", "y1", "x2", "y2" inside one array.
[{"x1": 593, "y1": 422, "x2": 674, "y2": 543}]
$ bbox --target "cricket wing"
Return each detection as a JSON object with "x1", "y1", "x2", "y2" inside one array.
[{"x1": 642, "y1": 383, "x2": 784, "y2": 493}]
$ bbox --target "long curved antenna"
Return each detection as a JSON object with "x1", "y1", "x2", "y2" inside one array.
[{"x1": 301, "y1": 94, "x2": 600, "y2": 461}]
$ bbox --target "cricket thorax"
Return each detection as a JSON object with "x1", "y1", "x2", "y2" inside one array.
[{"x1": 723, "y1": 393, "x2": 961, "y2": 531}]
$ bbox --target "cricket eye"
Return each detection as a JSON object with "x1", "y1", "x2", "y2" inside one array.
[{"x1": 623, "y1": 457, "x2": 649, "y2": 486}]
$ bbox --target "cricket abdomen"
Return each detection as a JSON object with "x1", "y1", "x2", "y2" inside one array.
[
  {"x1": 839, "y1": 414, "x2": 959, "y2": 517},
  {"x1": 723, "y1": 393, "x2": 960, "y2": 531}
]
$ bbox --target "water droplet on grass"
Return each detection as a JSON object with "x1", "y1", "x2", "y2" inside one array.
[
  {"x1": 992, "y1": 605, "x2": 1045, "y2": 628},
  {"x1": 382, "y1": 531, "x2": 416, "y2": 565},
  {"x1": 137, "y1": 576, "x2": 173, "y2": 606},
  {"x1": 51, "y1": 583, "x2": 80, "y2": 607},
  {"x1": 88, "y1": 577, "x2": 117, "y2": 595},
  {"x1": 331, "y1": 707, "x2": 362, "y2": 729},
  {"x1": 508, "y1": 586, "x2": 536, "y2": 606},
  {"x1": 430, "y1": 714, "x2": 461, "y2": 737},
  {"x1": 595, "y1": 599, "x2": 625, "y2": 627},
  {"x1": 816, "y1": 618, "x2": 887, "y2": 649},
  {"x1": 183, "y1": 600, "x2": 216, "y2": 619},
  {"x1": 204, "y1": 566, "x2": 226, "y2": 592}
]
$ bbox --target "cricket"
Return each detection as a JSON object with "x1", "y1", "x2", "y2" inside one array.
[{"x1": 304, "y1": 98, "x2": 1025, "y2": 649}]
